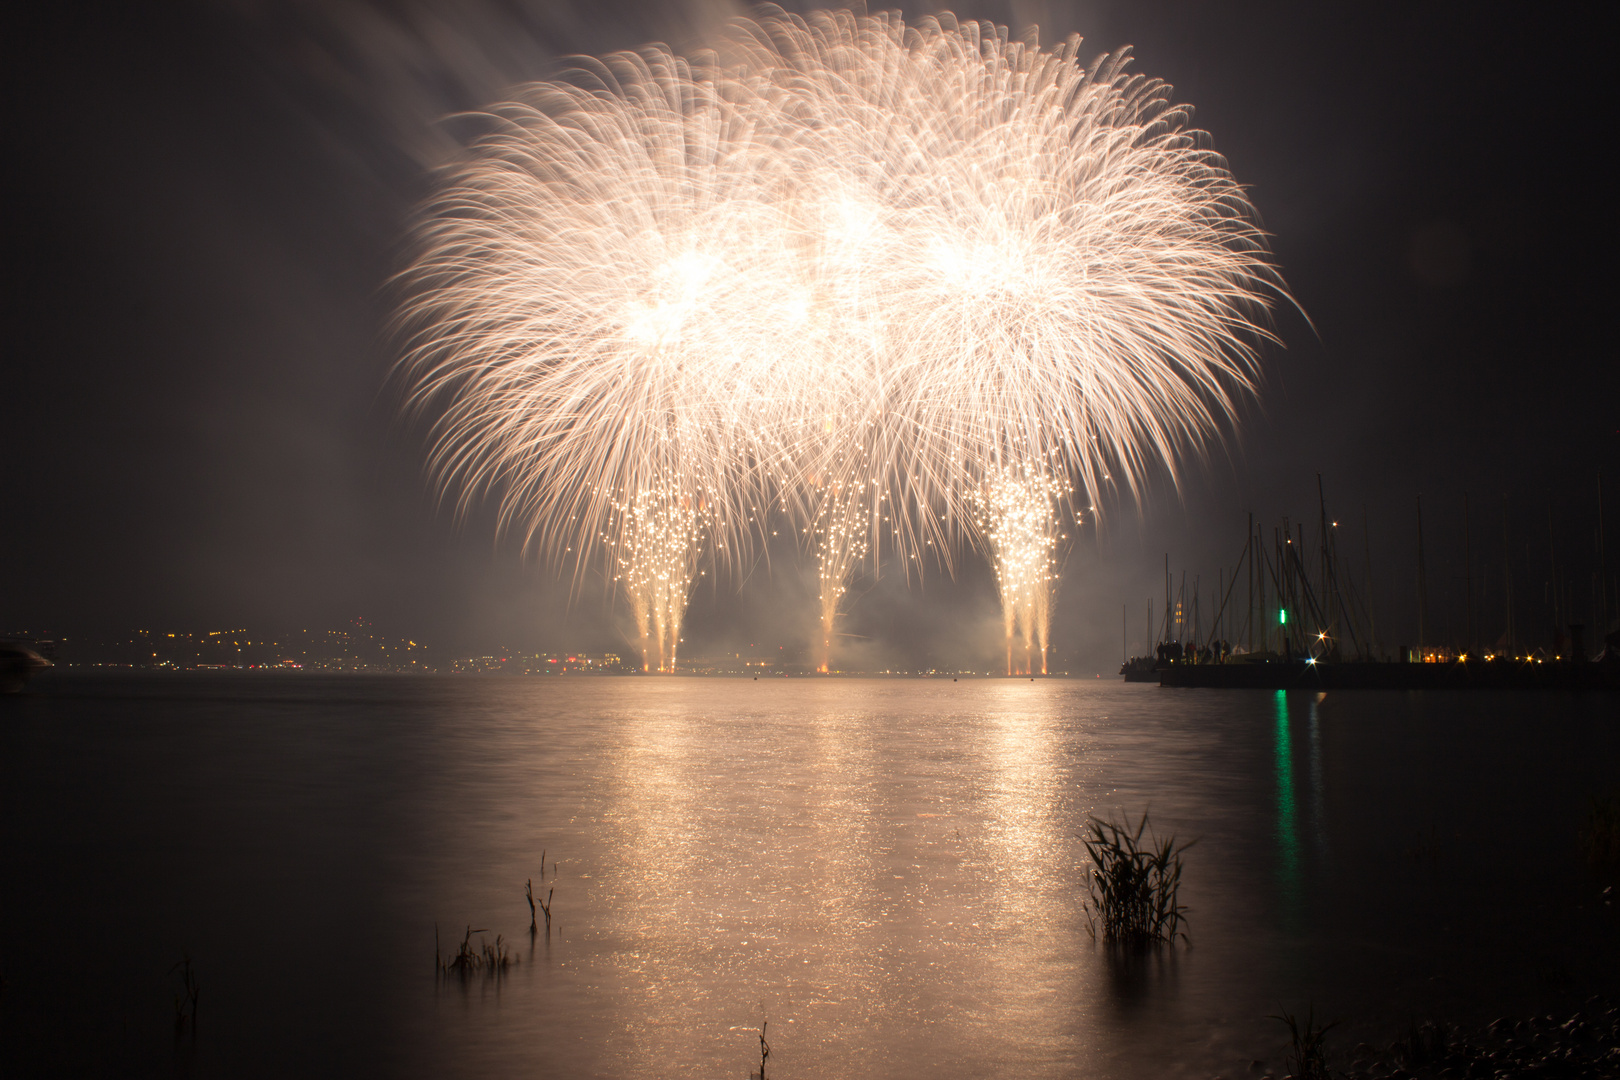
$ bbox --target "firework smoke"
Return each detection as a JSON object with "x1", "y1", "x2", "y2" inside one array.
[{"x1": 395, "y1": 8, "x2": 1288, "y2": 668}]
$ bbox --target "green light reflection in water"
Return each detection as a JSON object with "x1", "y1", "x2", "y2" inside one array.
[{"x1": 1274, "y1": 689, "x2": 1302, "y2": 915}]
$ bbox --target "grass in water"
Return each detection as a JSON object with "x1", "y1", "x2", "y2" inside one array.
[
  {"x1": 1271, "y1": 1005, "x2": 1338, "y2": 1080},
  {"x1": 751, "y1": 1018, "x2": 771, "y2": 1080},
  {"x1": 170, "y1": 955, "x2": 199, "y2": 1034},
  {"x1": 436, "y1": 924, "x2": 516, "y2": 978},
  {"x1": 1081, "y1": 811, "x2": 1192, "y2": 946},
  {"x1": 529, "y1": 852, "x2": 556, "y2": 936}
]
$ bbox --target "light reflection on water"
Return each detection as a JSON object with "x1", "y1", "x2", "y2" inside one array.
[
  {"x1": 1274, "y1": 689, "x2": 1301, "y2": 921},
  {"x1": 581, "y1": 683, "x2": 1096, "y2": 1077},
  {"x1": 2, "y1": 675, "x2": 1616, "y2": 1078}
]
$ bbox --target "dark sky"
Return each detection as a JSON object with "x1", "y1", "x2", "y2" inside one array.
[{"x1": 5, "y1": 0, "x2": 1616, "y2": 667}]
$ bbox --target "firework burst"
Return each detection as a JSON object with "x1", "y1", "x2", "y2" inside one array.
[
  {"x1": 730, "y1": 8, "x2": 1283, "y2": 521},
  {"x1": 394, "y1": 45, "x2": 816, "y2": 570},
  {"x1": 395, "y1": 8, "x2": 1289, "y2": 667}
]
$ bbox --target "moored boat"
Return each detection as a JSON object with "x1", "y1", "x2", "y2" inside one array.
[{"x1": 0, "y1": 642, "x2": 52, "y2": 694}]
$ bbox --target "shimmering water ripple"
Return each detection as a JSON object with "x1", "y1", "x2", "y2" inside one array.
[{"x1": 2, "y1": 676, "x2": 1615, "y2": 1077}]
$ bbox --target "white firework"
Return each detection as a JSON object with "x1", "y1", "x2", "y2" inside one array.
[
  {"x1": 972, "y1": 467, "x2": 1072, "y2": 675},
  {"x1": 609, "y1": 484, "x2": 713, "y2": 672},
  {"x1": 395, "y1": 8, "x2": 1289, "y2": 667}
]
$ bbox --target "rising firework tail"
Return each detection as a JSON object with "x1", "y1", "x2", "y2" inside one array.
[
  {"x1": 394, "y1": 8, "x2": 1291, "y2": 666},
  {"x1": 973, "y1": 467, "x2": 1073, "y2": 675},
  {"x1": 607, "y1": 485, "x2": 714, "y2": 672}
]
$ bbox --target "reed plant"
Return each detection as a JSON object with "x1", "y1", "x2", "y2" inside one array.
[
  {"x1": 1391, "y1": 1018, "x2": 1450, "y2": 1069},
  {"x1": 751, "y1": 1019, "x2": 771, "y2": 1080},
  {"x1": 480, "y1": 934, "x2": 515, "y2": 970},
  {"x1": 529, "y1": 852, "x2": 556, "y2": 935},
  {"x1": 1581, "y1": 791, "x2": 1620, "y2": 865},
  {"x1": 1270, "y1": 1006, "x2": 1337, "y2": 1080},
  {"x1": 1403, "y1": 822, "x2": 1442, "y2": 864},
  {"x1": 170, "y1": 955, "x2": 199, "y2": 1033},
  {"x1": 1081, "y1": 811, "x2": 1192, "y2": 945},
  {"x1": 537, "y1": 884, "x2": 553, "y2": 933},
  {"x1": 436, "y1": 924, "x2": 516, "y2": 978}
]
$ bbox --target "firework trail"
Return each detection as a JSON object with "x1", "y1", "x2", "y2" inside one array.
[
  {"x1": 610, "y1": 485, "x2": 713, "y2": 671},
  {"x1": 395, "y1": 8, "x2": 1289, "y2": 668},
  {"x1": 973, "y1": 468, "x2": 1072, "y2": 674},
  {"x1": 810, "y1": 478, "x2": 872, "y2": 672}
]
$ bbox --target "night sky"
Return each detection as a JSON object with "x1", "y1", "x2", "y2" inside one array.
[{"x1": 5, "y1": 0, "x2": 1616, "y2": 667}]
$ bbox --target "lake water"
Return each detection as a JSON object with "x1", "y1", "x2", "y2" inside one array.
[{"x1": 2, "y1": 674, "x2": 1616, "y2": 1078}]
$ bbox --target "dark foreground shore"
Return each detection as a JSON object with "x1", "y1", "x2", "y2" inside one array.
[{"x1": 1233, "y1": 997, "x2": 1620, "y2": 1080}]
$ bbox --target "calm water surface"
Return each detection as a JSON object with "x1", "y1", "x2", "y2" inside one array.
[{"x1": 3, "y1": 675, "x2": 1616, "y2": 1077}]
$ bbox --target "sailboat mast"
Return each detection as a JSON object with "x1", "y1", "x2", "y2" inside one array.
[
  {"x1": 1417, "y1": 495, "x2": 1428, "y2": 657},
  {"x1": 1164, "y1": 554, "x2": 1171, "y2": 643},
  {"x1": 1502, "y1": 494, "x2": 1513, "y2": 655},
  {"x1": 1599, "y1": 472, "x2": 1608, "y2": 635},
  {"x1": 1363, "y1": 504, "x2": 1377, "y2": 660},
  {"x1": 1548, "y1": 501, "x2": 1558, "y2": 642},
  {"x1": 1257, "y1": 524, "x2": 1267, "y2": 654},
  {"x1": 1464, "y1": 491, "x2": 1473, "y2": 654},
  {"x1": 1318, "y1": 474, "x2": 1333, "y2": 646},
  {"x1": 1247, "y1": 513, "x2": 1255, "y2": 654}
]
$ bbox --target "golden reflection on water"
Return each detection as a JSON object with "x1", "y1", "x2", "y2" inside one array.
[
  {"x1": 11, "y1": 674, "x2": 1617, "y2": 1078},
  {"x1": 581, "y1": 680, "x2": 1100, "y2": 1077},
  {"x1": 970, "y1": 685, "x2": 1083, "y2": 1062}
]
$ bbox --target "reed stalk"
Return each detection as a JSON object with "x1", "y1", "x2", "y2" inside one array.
[
  {"x1": 1271, "y1": 1005, "x2": 1338, "y2": 1080},
  {"x1": 1081, "y1": 811, "x2": 1192, "y2": 945},
  {"x1": 437, "y1": 925, "x2": 516, "y2": 978},
  {"x1": 170, "y1": 955, "x2": 199, "y2": 1034},
  {"x1": 1582, "y1": 791, "x2": 1620, "y2": 865}
]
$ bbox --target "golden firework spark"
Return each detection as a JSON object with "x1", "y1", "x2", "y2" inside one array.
[
  {"x1": 809, "y1": 476, "x2": 872, "y2": 673},
  {"x1": 608, "y1": 485, "x2": 713, "y2": 672},
  {"x1": 973, "y1": 467, "x2": 1072, "y2": 675}
]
